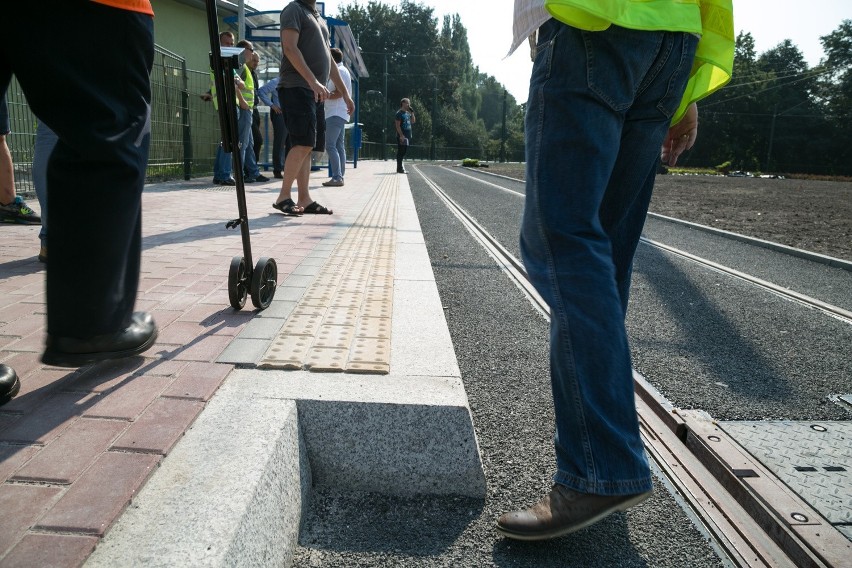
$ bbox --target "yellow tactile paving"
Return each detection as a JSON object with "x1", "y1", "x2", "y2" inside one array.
[{"x1": 259, "y1": 174, "x2": 398, "y2": 374}]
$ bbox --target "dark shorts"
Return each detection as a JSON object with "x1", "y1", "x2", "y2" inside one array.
[
  {"x1": 280, "y1": 86, "x2": 325, "y2": 151},
  {"x1": 0, "y1": 92, "x2": 9, "y2": 136}
]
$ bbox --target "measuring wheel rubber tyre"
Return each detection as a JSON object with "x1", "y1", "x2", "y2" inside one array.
[
  {"x1": 228, "y1": 256, "x2": 248, "y2": 310},
  {"x1": 250, "y1": 257, "x2": 278, "y2": 310}
]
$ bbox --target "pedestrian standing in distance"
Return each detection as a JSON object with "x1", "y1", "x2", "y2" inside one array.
[
  {"x1": 235, "y1": 40, "x2": 268, "y2": 184},
  {"x1": 272, "y1": 0, "x2": 354, "y2": 216},
  {"x1": 322, "y1": 47, "x2": 351, "y2": 187},
  {"x1": 248, "y1": 51, "x2": 265, "y2": 172},
  {"x1": 1, "y1": 0, "x2": 160, "y2": 369},
  {"x1": 257, "y1": 76, "x2": 288, "y2": 178},
  {"x1": 210, "y1": 30, "x2": 242, "y2": 186},
  {"x1": 394, "y1": 98, "x2": 414, "y2": 174},
  {"x1": 496, "y1": 0, "x2": 734, "y2": 540}
]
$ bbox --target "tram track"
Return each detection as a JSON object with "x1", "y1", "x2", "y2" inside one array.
[{"x1": 413, "y1": 163, "x2": 850, "y2": 568}]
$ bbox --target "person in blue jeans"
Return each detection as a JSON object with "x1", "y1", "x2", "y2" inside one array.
[
  {"x1": 497, "y1": 0, "x2": 732, "y2": 541},
  {"x1": 322, "y1": 48, "x2": 351, "y2": 187},
  {"x1": 32, "y1": 120, "x2": 58, "y2": 262}
]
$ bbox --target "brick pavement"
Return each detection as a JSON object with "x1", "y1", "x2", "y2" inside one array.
[{"x1": 0, "y1": 161, "x2": 392, "y2": 566}]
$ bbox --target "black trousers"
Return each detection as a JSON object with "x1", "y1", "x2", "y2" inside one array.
[
  {"x1": 251, "y1": 107, "x2": 262, "y2": 164},
  {"x1": 0, "y1": 3, "x2": 154, "y2": 338},
  {"x1": 396, "y1": 139, "x2": 409, "y2": 170},
  {"x1": 270, "y1": 111, "x2": 288, "y2": 172}
]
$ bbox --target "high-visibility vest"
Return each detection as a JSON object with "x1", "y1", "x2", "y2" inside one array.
[
  {"x1": 90, "y1": 0, "x2": 154, "y2": 15},
  {"x1": 239, "y1": 65, "x2": 255, "y2": 109},
  {"x1": 544, "y1": 0, "x2": 734, "y2": 123}
]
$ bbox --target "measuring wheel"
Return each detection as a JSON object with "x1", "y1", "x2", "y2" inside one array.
[
  {"x1": 228, "y1": 256, "x2": 248, "y2": 310},
  {"x1": 250, "y1": 257, "x2": 278, "y2": 309}
]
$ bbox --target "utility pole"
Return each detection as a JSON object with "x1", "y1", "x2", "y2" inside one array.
[
  {"x1": 382, "y1": 51, "x2": 388, "y2": 161},
  {"x1": 500, "y1": 89, "x2": 507, "y2": 163},
  {"x1": 430, "y1": 75, "x2": 437, "y2": 161},
  {"x1": 765, "y1": 102, "x2": 778, "y2": 172}
]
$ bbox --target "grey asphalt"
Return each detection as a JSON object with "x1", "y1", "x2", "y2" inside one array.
[{"x1": 292, "y1": 164, "x2": 728, "y2": 567}]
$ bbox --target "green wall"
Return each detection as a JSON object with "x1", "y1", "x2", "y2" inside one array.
[{"x1": 151, "y1": 0, "x2": 236, "y2": 71}]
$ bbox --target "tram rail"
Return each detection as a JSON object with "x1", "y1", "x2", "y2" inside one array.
[{"x1": 414, "y1": 163, "x2": 850, "y2": 568}]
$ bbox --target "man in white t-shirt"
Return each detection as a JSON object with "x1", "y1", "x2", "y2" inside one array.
[{"x1": 322, "y1": 47, "x2": 351, "y2": 187}]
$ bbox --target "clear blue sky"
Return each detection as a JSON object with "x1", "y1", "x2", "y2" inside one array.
[{"x1": 250, "y1": 0, "x2": 851, "y2": 101}]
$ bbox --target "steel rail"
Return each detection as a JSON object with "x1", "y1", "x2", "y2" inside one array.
[
  {"x1": 438, "y1": 164, "x2": 852, "y2": 325},
  {"x1": 414, "y1": 164, "x2": 848, "y2": 568}
]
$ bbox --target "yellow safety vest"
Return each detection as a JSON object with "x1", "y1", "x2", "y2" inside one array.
[
  {"x1": 209, "y1": 68, "x2": 243, "y2": 111},
  {"x1": 240, "y1": 65, "x2": 255, "y2": 109},
  {"x1": 544, "y1": 0, "x2": 734, "y2": 123}
]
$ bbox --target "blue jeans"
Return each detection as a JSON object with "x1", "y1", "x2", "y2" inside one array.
[
  {"x1": 520, "y1": 20, "x2": 697, "y2": 495},
  {"x1": 213, "y1": 142, "x2": 232, "y2": 181},
  {"x1": 238, "y1": 107, "x2": 260, "y2": 179},
  {"x1": 325, "y1": 115, "x2": 347, "y2": 180},
  {"x1": 32, "y1": 121, "x2": 58, "y2": 245}
]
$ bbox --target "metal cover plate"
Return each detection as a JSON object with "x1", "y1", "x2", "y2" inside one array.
[{"x1": 719, "y1": 421, "x2": 851, "y2": 526}]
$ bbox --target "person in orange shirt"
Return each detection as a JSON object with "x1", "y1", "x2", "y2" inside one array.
[{"x1": 0, "y1": 0, "x2": 157, "y2": 384}]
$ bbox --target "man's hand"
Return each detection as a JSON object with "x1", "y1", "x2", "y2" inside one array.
[
  {"x1": 310, "y1": 79, "x2": 330, "y2": 103},
  {"x1": 271, "y1": 104, "x2": 282, "y2": 114},
  {"x1": 343, "y1": 93, "x2": 355, "y2": 116},
  {"x1": 661, "y1": 103, "x2": 698, "y2": 167}
]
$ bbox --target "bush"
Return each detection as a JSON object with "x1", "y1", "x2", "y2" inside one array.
[{"x1": 462, "y1": 158, "x2": 480, "y2": 167}]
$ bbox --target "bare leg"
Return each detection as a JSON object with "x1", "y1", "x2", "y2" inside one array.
[
  {"x1": 275, "y1": 144, "x2": 312, "y2": 210},
  {"x1": 0, "y1": 134, "x2": 15, "y2": 204},
  {"x1": 295, "y1": 151, "x2": 313, "y2": 209}
]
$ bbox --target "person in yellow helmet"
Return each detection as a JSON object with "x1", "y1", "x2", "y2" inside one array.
[
  {"x1": 497, "y1": 0, "x2": 733, "y2": 540},
  {"x1": 0, "y1": 0, "x2": 158, "y2": 371}
]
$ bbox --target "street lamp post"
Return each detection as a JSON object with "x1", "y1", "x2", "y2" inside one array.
[{"x1": 366, "y1": 90, "x2": 383, "y2": 160}]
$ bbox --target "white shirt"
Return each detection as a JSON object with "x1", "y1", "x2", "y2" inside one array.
[
  {"x1": 325, "y1": 63, "x2": 352, "y2": 121},
  {"x1": 509, "y1": 0, "x2": 549, "y2": 57}
]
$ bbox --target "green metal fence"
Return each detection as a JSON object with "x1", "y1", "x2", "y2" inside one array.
[{"x1": 4, "y1": 45, "x2": 220, "y2": 198}]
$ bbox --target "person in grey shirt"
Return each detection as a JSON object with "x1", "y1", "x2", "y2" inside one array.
[{"x1": 272, "y1": 0, "x2": 353, "y2": 216}]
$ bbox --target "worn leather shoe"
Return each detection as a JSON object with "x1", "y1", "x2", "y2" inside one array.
[
  {"x1": 41, "y1": 312, "x2": 158, "y2": 368},
  {"x1": 496, "y1": 484, "x2": 652, "y2": 540},
  {"x1": 1, "y1": 364, "x2": 20, "y2": 406}
]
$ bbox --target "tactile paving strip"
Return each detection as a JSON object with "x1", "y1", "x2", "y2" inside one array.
[
  {"x1": 719, "y1": 421, "x2": 852, "y2": 532},
  {"x1": 260, "y1": 175, "x2": 398, "y2": 374}
]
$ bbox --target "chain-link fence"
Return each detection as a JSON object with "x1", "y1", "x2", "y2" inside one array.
[{"x1": 4, "y1": 45, "x2": 221, "y2": 198}]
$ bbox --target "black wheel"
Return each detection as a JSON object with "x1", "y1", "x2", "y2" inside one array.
[
  {"x1": 250, "y1": 257, "x2": 277, "y2": 310},
  {"x1": 228, "y1": 256, "x2": 248, "y2": 310}
]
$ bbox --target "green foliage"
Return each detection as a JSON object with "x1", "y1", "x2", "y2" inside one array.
[
  {"x1": 336, "y1": 1, "x2": 523, "y2": 160},
  {"x1": 685, "y1": 23, "x2": 852, "y2": 176},
  {"x1": 462, "y1": 158, "x2": 480, "y2": 167}
]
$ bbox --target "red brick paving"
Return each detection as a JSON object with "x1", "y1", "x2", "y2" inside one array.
[{"x1": 0, "y1": 168, "x2": 375, "y2": 565}]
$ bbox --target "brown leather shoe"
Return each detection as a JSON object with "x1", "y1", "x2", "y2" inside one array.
[{"x1": 496, "y1": 484, "x2": 652, "y2": 540}]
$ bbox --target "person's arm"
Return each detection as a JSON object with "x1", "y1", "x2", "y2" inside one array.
[
  {"x1": 409, "y1": 110, "x2": 415, "y2": 124},
  {"x1": 661, "y1": 102, "x2": 698, "y2": 167},
  {"x1": 395, "y1": 115, "x2": 404, "y2": 140},
  {"x1": 327, "y1": 57, "x2": 355, "y2": 116},
  {"x1": 281, "y1": 28, "x2": 329, "y2": 102}
]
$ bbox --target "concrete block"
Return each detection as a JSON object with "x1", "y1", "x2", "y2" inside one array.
[{"x1": 86, "y1": 387, "x2": 310, "y2": 568}]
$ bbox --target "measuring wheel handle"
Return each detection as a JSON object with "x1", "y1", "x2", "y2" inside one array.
[
  {"x1": 250, "y1": 257, "x2": 278, "y2": 310},
  {"x1": 228, "y1": 256, "x2": 249, "y2": 310}
]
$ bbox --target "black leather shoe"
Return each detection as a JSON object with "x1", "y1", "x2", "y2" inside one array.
[
  {"x1": 254, "y1": 174, "x2": 270, "y2": 182},
  {"x1": 496, "y1": 484, "x2": 652, "y2": 540},
  {"x1": 1, "y1": 364, "x2": 20, "y2": 406},
  {"x1": 273, "y1": 171, "x2": 283, "y2": 179},
  {"x1": 41, "y1": 312, "x2": 158, "y2": 368}
]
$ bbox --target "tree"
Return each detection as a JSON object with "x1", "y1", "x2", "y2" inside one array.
[{"x1": 336, "y1": 0, "x2": 521, "y2": 160}]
